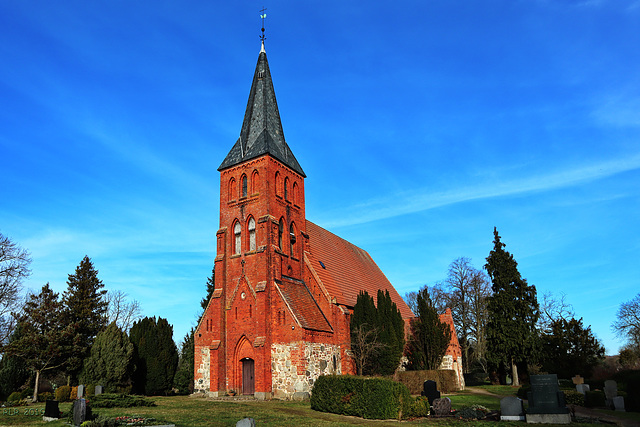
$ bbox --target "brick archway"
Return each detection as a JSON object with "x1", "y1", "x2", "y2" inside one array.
[{"x1": 232, "y1": 336, "x2": 254, "y2": 392}]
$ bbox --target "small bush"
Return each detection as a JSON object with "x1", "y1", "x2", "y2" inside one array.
[
  {"x1": 70, "y1": 386, "x2": 78, "y2": 400},
  {"x1": 563, "y1": 390, "x2": 585, "y2": 406},
  {"x1": 585, "y1": 390, "x2": 606, "y2": 408},
  {"x1": 7, "y1": 391, "x2": 22, "y2": 402},
  {"x1": 90, "y1": 393, "x2": 156, "y2": 408},
  {"x1": 20, "y1": 388, "x2": 33, "y2": 399},
  {"x1": 85, "y1": 384, "x2": 95, "y2": 398},
  {"x1": 456, "y1": 405, "x2": 489, "y2": 420},
  {"x1": 311, "y1": 375, "x2": 413, "y2": 420},
  {"x1": 38, "y1": 391, "x2": 53, "y2": 402},
  {"x1": 55, "y1": 385, "x2": 71, "y2": 402},
  {"x1": 406, "y1": 396, "x2": 429, "y2": 418}
]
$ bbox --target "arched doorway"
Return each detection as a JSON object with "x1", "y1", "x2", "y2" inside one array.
[{"x1": 241, "y1": 357, "x2": 254, "y2": 395}]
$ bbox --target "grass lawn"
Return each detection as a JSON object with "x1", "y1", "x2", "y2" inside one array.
[{"x1": 0, "y1": 387, "x2": 632, "y2": 427}]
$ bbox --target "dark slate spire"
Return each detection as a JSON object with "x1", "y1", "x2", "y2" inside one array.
[{"x1": 218, "y1": 42, "x2": 306, "y2": 177}]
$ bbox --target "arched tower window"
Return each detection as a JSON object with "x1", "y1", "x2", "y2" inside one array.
[
  {"x1": 278, "y1": 218, "x2": 284, "y2": 251},
  {"x1": 248, "y1": 217, "x2": 256, "y2": 251},
  {"x1": 234, "y1": 221, "x2": 242, "y2": 255},
  {"x1": 241, "y1": 174, "x2": 248, "y2": 198},
  {"x1": 251, "y1": 170, "x2": 259, "y2": 194},
  {"x1": 289, "y1": 222, "x2": 296, "y2": 256},
  {"x1": 228, "y1": 178, "x2": 236, "y2": 201},
  {"x1": 292, "y1": 182, "x2": 299, "y2": 205},
  {"x1": 284, "y1": 177, "x2": 289, "y2": 201}
]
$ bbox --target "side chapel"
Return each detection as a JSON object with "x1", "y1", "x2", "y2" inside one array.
[{"x1": 194, "y1": 42, "x2": 459, "y2": 399}]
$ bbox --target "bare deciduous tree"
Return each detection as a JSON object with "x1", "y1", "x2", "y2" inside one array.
[
  {"x1": 350, "y1": 323, "x2": 386, "y2": 376},
  {"x1": 106, "y1": 290, "x2": 142, "y2": 332},
  {"x1": 613, "y1": 293, "x2": 640, "y2": 352},
  {"x1": 538, "y1": 291, "x2": 575, "y2": 331},
  {"x1": 404, "y1": 282, "x2": 450, "y2": 316},
  {"x1": 0, "y1": 232, "x2": 31, "y2": 346}
]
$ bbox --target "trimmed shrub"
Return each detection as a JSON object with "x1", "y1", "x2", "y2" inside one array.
[
  {"x1": 7, "y1": 391, "x2": 22, "y2": 402},
  {"x1": 70, "y1": 385, "x2": 78, "y2": 400},
  {"x1": 311, "y1": 375, "x2": 413, "y2": 420},
  {"x1": 55, "y1": 385, "x2": 71, "y2": 402},
  {"x1": 406, "y1": 396, "x2": 429, "y2": 418},
  {"x1": 585, "y1": 390, "x2": 606, "y2": 408},
  {"x1": 37, "y1": 391, "x2": 53, "y2": 402},
  {"x1": 563, "y1": 390, "x2": 585, "y2": 406},
  {"x1": 393, "y1": 369, "x2": 460, "y2": 394},
  {"x1": 90, "y1": 393, "x2": 156, "y2": 408}
]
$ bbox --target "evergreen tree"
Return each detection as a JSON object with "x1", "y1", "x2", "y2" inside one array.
[
  {"x1": 200, "y1": 267, "x2": 215, "y2": 311},
  {"x1": 484, "y1": 227, "x2": 539, "y2": 386},
  {"x1": 406, "y1": 287, "x2": 451, "y2": 370},
  {"x1": 0, "y1": 324, "x2": 30, "y2": 400},
  {"x1": 374, "y1": 290, "x2": 405, "y2": 375},
  {"x1": 6, "y1": 284, "x2": 73, "y2": 402},
  {"x1": 81, "y1": 322, "x2": 134, "y2": 392},
  {"x1": 62, "y1": 256, "x2": 108, "y2": 381},
  {"x1": 350, "y1": 291, "x2": 379, "y2": 375},
  {"x1": 540, "y1": 317, "x2": 605, "y2": 379},
  {"x1": 173, "y1": 327, "x2": 195, "y2": 394},
  {"x1": 130, "y1": 316, "x2": 178, "y2": 395}
]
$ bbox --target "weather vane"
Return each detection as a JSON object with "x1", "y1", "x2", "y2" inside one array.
[{"x1": 260, "y1": 7, "x2": 267, "y2": 43}]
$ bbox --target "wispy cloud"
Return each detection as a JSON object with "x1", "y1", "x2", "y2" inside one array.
[{"x1": 323, "y1": 154, "x2": 640, "y2": 228}]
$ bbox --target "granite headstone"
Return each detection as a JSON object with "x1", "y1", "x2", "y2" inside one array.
[
  {"x1": 236, "y1": 418, "x2": 256, "y2": 427},
  {"x1": 500, "y1": 396, "x2": 525, "y2": 421},
  {"x1": 95, "y1": 385, "x2": 104, "y2": 396},
  {"x1": 421, "y1": 380, "x2": 441, "y2": 406},
  {"x1": 576, "y1": 384, "x2": 590, "y2": 395},
  {"x1": 43, "y1": 400, "x2": 60, "y2": 419},
  {"x1": 604, "y1": 380, "x2": 617, "y2": 408},
  {"x1": 613, "y1": 396, "x2": 625, "y2": 412},
  {"x1": 77, "y1": 384, "x2": 85, "y2": 399},
  {"x1": 526, "y1": 374, "x2": 570, "y2": 424},
  {"x1": 72, "y1": 399, "x2": 87, "y2": 427}
]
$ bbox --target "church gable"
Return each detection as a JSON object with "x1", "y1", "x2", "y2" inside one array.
[{"x1": 275, "y1": 278, "x2": 333, "y2": 333}]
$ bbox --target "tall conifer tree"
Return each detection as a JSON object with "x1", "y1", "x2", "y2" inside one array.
[
  {"x1": 485, "y1": 227, "x2": 539, "y2": 386},
  {"x1": 81, "y1": 322, "x2": 134, "y2": 392},
  {"x1": 62, "y1": 256, "x2": 108, "y2": 381},
  {"x1": 406, "y1": 287, "x2": 451, "y2": 370}
]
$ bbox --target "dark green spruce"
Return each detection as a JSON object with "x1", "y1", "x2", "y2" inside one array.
[{"x1": 406, "y1": 287, "x2": 451, "y2": 370}]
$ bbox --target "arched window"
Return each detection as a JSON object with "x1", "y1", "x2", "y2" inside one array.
[
  {"x1": 292, "y1": 182, "x2": 299, "y2": 205},
  {"x1": 289, "y1": 222, "x2": 296, "y2": 256},
  {"x1": 241, "y1": 175, "x2": 248, "y2": 198},
  {"x1": 278, "y1": 218, "x2": 284, "y2": 250},
  {"x1": 248, "y1": 217, "x2": 256, "y2": 251},
  {"x1": 284, "y1": 177, "x2": 289, "y2": 201},
  {"x1": 275, "y1": 172, "x2": 281, "y2": 197},
  {"x1": 251, "y1": 170, "x2": 259, "y2": 194},
  {"x1": 234, "y1": 222, "x2": 242, "y2": 255},
  {"x1": 228, "y1": 178, "x2": 236, "y2": 201}
]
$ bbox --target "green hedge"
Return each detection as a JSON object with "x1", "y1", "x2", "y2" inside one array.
[
  {"x1": 311, "y1": 375, "x2": 414, "y2": 419},
  {"x1": 394, "y1": 369, "x2": 460, "y2": 394},
  {"x1": 563, "y1": 390, "x2": 585, "y2": 406},
  {"x1": 585, "y1": 390, "x2": 605, "y2": 408},
  {"x1": 90, "y1": 393, "x2": 156, "y2": 408}
]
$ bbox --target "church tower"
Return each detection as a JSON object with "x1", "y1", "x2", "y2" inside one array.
[{"x1": 195, "y1": 41, "x2": 417, "y2": 399}]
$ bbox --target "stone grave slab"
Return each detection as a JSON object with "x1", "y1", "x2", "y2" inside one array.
[
  {"x1": 236, "y1": 418, "x2": 256, "y2": 427},
  {"x1": 95, "y1": 385, "x2": 104, "y2": 395},
  {"x1": 500, "y1": 396, "x2": 525, "y2": 421},
  {"x1": 72, "y1": 399, "x2": 88, "y2": 427},
  {"x1": 613, "y1": 396, "x2": 625, "y2": 412},
  {"x1": 43, "y1": 400, "x2": 60, "y2": 421},
  {"x1": 576, "y1": 384, "x2": 590, "y2": 395},
  {"x1": 604, "y1": 380, "x2": 617, "y2": 407},
  {"x1": 77, "y1": 384, "x2": 85, "y2": 399},
  {"x1": 526, "y1": 374, "x2": 570, "y2": 424}
]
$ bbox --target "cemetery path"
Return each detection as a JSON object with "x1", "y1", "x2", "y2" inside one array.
[{"x1": 572, "y1": 406, "x2": 640, "y2": 427}]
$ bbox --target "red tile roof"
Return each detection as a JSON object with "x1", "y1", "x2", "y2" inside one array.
[
  {"x1": 305, "y1": 220, "x2": 415, "y2": 320},
  {"x1": 276, "y1": 277, "x2": 333, "y2": 332}
]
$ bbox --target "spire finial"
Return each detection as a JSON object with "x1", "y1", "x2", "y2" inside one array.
[{"x1": 259, "y1": 8, "x2": 267, "y2": 45}]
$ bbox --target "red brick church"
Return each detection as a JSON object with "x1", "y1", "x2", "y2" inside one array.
[{"x1": 194, "y1": 42, "x2": 458, "y2": 398}]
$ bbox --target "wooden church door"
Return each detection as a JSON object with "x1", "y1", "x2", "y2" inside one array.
[{"x1": 242, "y1": 358, "x2": 254, "y2": 395}]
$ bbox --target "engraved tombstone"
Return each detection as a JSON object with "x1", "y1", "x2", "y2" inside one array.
[
  {"x1": 43, "y1": 400, "x2": 60, "y2": 419},
  {"x1": 604, "y1": 380, "x2": 618, "y2": 408},
  {"x1": 76, "y1": 384, "x2": 85, "y2": 399},
  {"x1": 236, "y1": 418, "x2": 256, "y2": 427},
  {"x1": 94, "y1": 385, "x2": 104, "y2": 396},
  {"x1": 576, "y1": 384, "x2": 590, "y2": 395},
  {"x1": 612, "y1": 396, "x2": 625, "y2": 412},
  {"x1": 526, "y1": 374, "x2": 570, "y2": 424},
  {"x1": 500, "y1": 396, "x2": 525, "y2": 421},
  {"x1": 72, "y1": 398, "x2": 87, "y2": 427},
  {"x1": 432, "y1": 397, "x2": 452, "y2": 416}
]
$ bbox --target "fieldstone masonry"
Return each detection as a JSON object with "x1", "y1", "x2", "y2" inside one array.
[
  {"x1": 195, "y1": 347, "x2": 211, "y2": 393},
  {"x1": 271, "y1": 342, "x2": 341, "y2": 398}
]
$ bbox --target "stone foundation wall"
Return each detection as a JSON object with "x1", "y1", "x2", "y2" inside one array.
[
  {"x1": 271, "y1": 341, "x2": 342, "y2": 399},
  {"x1": 194, "y1": 346, "x2": 211, "y2": 393}
]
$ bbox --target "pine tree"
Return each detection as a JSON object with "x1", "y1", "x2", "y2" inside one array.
[
  {"x1": 62, "y1": 256, "x2": 108, "y2": 381},
  {"x1": 485, "y1": 227, "x2": 539, "y2": 386},
  {"x1": 130, "y1": 317, "x2": 178, "y2": 395},
  {"x1": 200, "y1": 267, "x2": 215, "y2": 311},
  {"x1": 406, "y1": 287, "x2": 451, "y2": 370},
  {"x1": 173, "y1": 327, "x2": 195, "y2": 394},
  {"x1": 81, "y1": 322, "x2": 134, "y2": 392}
]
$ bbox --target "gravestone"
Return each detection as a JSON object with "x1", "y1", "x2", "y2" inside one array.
[
  {"x1": 432, "y1": 397, "x2": 451, "y2": 416},
  {"x1": 571, "y1": 375, "x2": 584, "y2": 385},
  {"x1": 612, "y1": 396, "x2": 625, "y2": 412},
  {"x1": 94, "y1": 385, "x2": 104, "y2": 396},
  {"x1": 236, "y1": 418, "x2": 256, "y2": 427},
  {"x1": 421, "y1": 380, "x2": 441, "y2": 406},
  {"x1": 77, "y1": 384, "x2": 85, "y2": 399},
  {"x1": 43, "y1": 400, "x2": 60, "y2": 420},
  {"x1": 500, "y1": 396, "x2": 525, "y2": 421},
  {"x1": 72, "y1": 399, "x2": 88, "y2": 427},
  {"x1": 526, "y1": 374, "x2": 570, "y2": 424},
  {"x1": 604, "y1": 380, "x2": 617, "y2": 408},
  {"x1": 576, "y1": 384, "x2": 590, "y2": 395}
]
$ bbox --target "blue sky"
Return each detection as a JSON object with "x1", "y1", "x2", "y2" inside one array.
[{"x1": 1, "y1": 1, "x2": 638, "y2": 355}]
